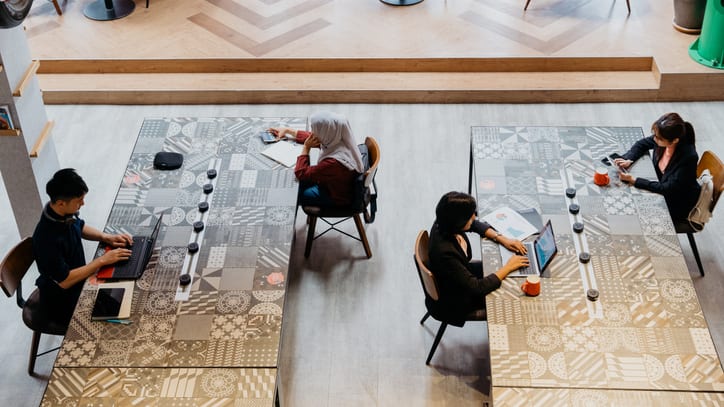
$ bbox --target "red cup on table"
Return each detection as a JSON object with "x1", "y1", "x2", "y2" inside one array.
[
  {"x1": 521, "y1": 275, "x2": 541, "y2": 297},
  {"x1": 593, "y1": 167, "x2": 610, "y2": 186}
]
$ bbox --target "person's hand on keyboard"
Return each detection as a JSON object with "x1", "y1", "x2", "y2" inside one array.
[
  {"x1": 99, "y1": 247, "x2": 133, "y2": 266},
  {"x1": 499, "y1": 236, "x2": 527, "y2": 255},
  {"x1": 497, "y1": 254, "x2": 530, "y2": 278},
  {"x1": 103, "y1": 233, "x2": 133, "y2": 248}
]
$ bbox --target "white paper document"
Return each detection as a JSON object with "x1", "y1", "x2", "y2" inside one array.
[
  {"x1": 481, "y1": 206, "x2": 538, "y2": 240},
  {"x1": 261, "y1": 141, "x2": 302, "y2": 168}
]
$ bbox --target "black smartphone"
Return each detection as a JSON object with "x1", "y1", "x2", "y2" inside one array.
[
  {"x1": 259, "y1": 131, "x2": 278, "y2": 144},
  {"x1": 601, "y1": 153, "x2": 623, "y2": 166},
  {"x1": 608, "y1": 153, "x2": 629, "y2": 174}
]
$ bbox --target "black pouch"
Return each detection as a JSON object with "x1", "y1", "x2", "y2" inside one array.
[{"x1": 153, "y1": 152, "x2": 183, "y2": 170}]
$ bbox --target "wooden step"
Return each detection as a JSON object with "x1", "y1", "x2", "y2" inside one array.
[
  {"x1": 34, "y1": 56, "x2": 717, "y2": 104},
  {"x1": 38, "y1": 71, "x2": 661, "y2": 104}
]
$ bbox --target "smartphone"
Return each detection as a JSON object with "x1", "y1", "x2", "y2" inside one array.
[
  {"x1": 608, "y1": 153, "x2": 629, "y2": 174},
  {"x1": 601, "y1": 152, "x2": 623, "y2": 166},
  {"x1": 259, "y1": 131, "x2": 278, "y2": 144}
]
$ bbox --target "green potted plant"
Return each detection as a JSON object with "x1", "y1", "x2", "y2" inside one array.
[{"x1": 673, "y1": 0, "x2": 708, "y2": 33}]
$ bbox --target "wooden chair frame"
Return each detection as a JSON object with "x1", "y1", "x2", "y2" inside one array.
[
  {"x1": 677, "y1": 150, "x2": 724, "y2": 276},
  {"x1": 414, "y1": 230, "x2": 486, "y2": 365},
  {"x1": 524, "y1": 0, "x2": 631, "y2": 15},
  {"x1": 302, "y1": 137, "x2": 380, "y2": 259},
  {"x1": 1, "y1": 237, "x2": 64, "y2": 375}
]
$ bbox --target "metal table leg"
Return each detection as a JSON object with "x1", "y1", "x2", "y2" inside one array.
[{"x1": 84, "y1": 0, "x2": 135, "y2": 21}]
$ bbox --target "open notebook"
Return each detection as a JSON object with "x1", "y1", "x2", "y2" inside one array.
[{"x1": 261, "y1": 141, "x2": 302, "y2": 167}]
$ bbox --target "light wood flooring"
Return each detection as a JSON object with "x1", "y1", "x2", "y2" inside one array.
[
  {"x1": 22, "y1": 0, "x2": 713, "y2": 75},
  {"x1": 21, "y1": 0, "x2": 724, "y2": 103},
  {"x1": 1, "y1": 102, "x2": 723, "y2": 406}
]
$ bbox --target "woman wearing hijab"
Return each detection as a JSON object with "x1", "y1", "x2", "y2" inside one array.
[
  {"x1": 270, "y1": 111, "x2": 365, "y2": 206},
  {"x1": 615, "y1": 112, "x2": 701, "y2": 227}
]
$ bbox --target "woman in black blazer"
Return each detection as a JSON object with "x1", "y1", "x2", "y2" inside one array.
[
  {"x1": 428, "y1": 192, "x2": 529, "y2": 322},
  {"x1": 615, "y1": 112, "x2": 701, "y2": 226}
]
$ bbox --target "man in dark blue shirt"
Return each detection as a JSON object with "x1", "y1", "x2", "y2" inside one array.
[{"x1": 32, "y1": 169, "x2": 133, "y2": 326}]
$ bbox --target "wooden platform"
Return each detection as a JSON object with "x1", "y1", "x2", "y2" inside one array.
[
  {"x1": 35, "y1": 56, "x2": 724, "y2": 104},
  {"x1": 24, "y1": 0, "x2": 724, "y2": 104}
]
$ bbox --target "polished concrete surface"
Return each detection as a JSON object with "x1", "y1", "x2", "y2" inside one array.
[{"x1": 1, "y1": 102, "x2": 723, "y2": 406}]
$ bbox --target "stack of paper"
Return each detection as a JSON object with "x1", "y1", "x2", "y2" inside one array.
[{"x1": 481, "y1": 206, "x2": 538, "y2": 240}]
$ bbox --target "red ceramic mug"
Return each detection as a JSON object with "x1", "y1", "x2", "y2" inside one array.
[
  {"x1": 521, "y1": 275, "x2": 541, "y2": 297},
  {"x1": 593, "y1": 167, "x2": 610, "y2": 186}
]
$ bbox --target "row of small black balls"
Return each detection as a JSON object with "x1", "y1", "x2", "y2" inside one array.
[
  {"x1": 179, "y1": 168, "x2": 217, "y2": 286},
  {"x1": 565, "y1": 187, "x2": 599, "y2": 302}
]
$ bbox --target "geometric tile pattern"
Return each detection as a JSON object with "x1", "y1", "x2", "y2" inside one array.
[
  {"x1": 44, "y1": 117, "x2": 304, "y2": 404},
  {"x1": 492, "y1": 387, "x2": 724, "y2": 406},
  {"x1": 41, "y1": 368, "x2": 276, "y2": 406},
  {"x1": 472, "y1": 127, "x2": 724, "y2": 394}
]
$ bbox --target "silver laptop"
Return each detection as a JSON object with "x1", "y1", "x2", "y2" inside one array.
[{"x1": 500, "y1": 220, "x2": 558, "y2": 277}]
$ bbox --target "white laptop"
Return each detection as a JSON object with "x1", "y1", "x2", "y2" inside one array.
[{"x1": 500, "y1": 220, "x2": 558, "y2": 277}]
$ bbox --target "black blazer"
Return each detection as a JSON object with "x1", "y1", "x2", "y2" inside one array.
[
  {"x1": 428, "y1": 221, "x2": 501, "y2": 325},
  {"x1": 623, "y1": 136, "x2": 701, "y2": 222}
]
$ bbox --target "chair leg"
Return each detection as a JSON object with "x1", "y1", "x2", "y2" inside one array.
[
  {"x1": 625, "y1": 0, "x2": 631, "y2": 15},
  {"x1": 51, "y1": 0, "x2": 62, "y2": 15},
  {"x1": 304, "y1": 215, "x2": 317, "y2": 258},
  {"x1": 523, "y1": 0, "x2": 532, "y2": 11},
  {"x1": 420, "y1": 312, "x2": 430, "y2": 325},
  {"x1": 686, "y1": 233, "x2": 705, "y2": 276},
  {"x1": 426, "y1": 322, "x2": 447, "y2": 365},
  {"x1": 353, "y1": 214, "x2": 372, "y2": 258},
  {"x1": 28, "y1": 331, "x2": 41, "y2": 376}
]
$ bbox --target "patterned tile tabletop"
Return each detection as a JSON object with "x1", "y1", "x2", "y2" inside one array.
[
  {"x1": 471, "y1": 127, "x2": 724, "y2": 396},
  {"x1": 42, "y1": 367, "x2": 276, "y2": 406},
  {"x1": 43, "y1": 117, "x2": 306, "y2": 405},
  {"x1": 493, "y1": 387, "x2": 724, "y2": 406}
]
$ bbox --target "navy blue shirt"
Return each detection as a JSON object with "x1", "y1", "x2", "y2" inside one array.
[{"x1": 32, "y1": 205, "x2": 86, "y2": 325}]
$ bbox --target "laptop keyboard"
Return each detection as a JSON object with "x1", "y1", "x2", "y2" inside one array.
[
  {"x1": 518, "y1": 244, "x2": 537, "y2": 274},
  {"x1": 500, "y1": 242, "x2": 537, "y2": 276},
  {"x1": 112, "y1": 236, "x2": 146, "y2": 278}
]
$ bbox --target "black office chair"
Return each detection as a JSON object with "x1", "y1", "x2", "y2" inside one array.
[
  {"x1": 674, "y1": 151, "x2": 724, "y2": 277},
  {"x1": 414, "y1": 230, "x2": 487, "y2": 365},
  {"x1": 0, "y1": 237, "x2": 66, "y2": 375},
  {"x1": 301, "y1": 136, "x2": 380, "y2": 259}
]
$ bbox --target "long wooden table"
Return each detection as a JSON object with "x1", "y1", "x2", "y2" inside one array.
[
  {"x1": 470, "y1": 126, "x2": 724, "y2": 405},
  {"x1": 41, "y1": 116, "x2": 306, "y2": 405}
]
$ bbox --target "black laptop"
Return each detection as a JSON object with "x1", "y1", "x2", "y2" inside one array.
[{"x1": 104, "y1": 213, "x2": 164, "y2": 279}]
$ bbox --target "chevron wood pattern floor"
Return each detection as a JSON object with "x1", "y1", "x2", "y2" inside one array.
[{"x1": 23, "y1": 0, "x2": 717, "y2": 75}]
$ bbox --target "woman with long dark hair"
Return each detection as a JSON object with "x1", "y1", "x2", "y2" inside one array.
[
  {"x1": 428, "y1": 192, "x2": 528, "y2": 319},
  {"x1": 615, "y1": 112, "x2": 701, "y2": 225}
]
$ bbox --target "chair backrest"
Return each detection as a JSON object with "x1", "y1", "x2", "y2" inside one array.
[
  {"x1": 363, "y1": 137, "x2": 380, "y2": 188},
  {"x1": 414, "y1": 230, "x2": 439, "y2": 301},
  {"x1": 698, "y1": 150, "x2": 724, "y2": 210},
  {"x1": 0, "y1": 237, "x2": 34, "y2": 304}
]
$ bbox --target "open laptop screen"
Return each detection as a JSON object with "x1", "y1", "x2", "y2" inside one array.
[{"x1": 534, "y1": 220, "x2": 557, "y2": 273}]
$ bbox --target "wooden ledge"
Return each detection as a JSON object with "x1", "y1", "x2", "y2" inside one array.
[
  {"x1": 0, "y1": 129, "x2": 21, "y2": 136},
  {"x1": 13, "y1": 60, "x2": 40, "y2": 97},
  {"x1": 37, "y1": 57, "x2": 656, "y2": 74},
  {"x1": 30, "y1": 121, "x2": 53, "y2": 158}
]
